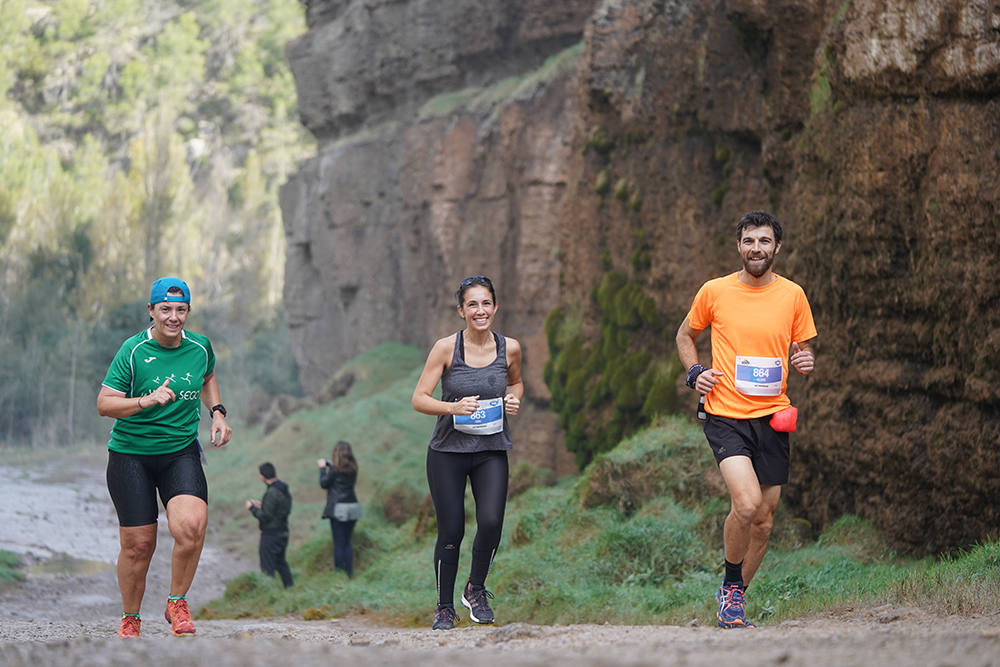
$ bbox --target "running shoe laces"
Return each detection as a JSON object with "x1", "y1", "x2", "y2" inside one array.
[
  {"x1": 164, "y1": 597, "x2": 196, "y2": 636},
  {"x1": 462, "y1": 582, "x2": 495, "y2": 624},
  {"x1": 117, "y1": 614, "x2": 141, "y2": 638},
  {"x1": 716, "y1": 583, "x2": 755, "y2": 629},
  {"x1": 432, "y1": 605, "x2": 459, "y2": 630}
]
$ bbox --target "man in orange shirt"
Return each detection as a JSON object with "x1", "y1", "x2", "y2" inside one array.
[{"x1": 676, "y1": 210, "x2": 817, "y2": 629}]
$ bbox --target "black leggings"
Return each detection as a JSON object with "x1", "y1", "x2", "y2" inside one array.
[
  {"x1": 106, "y1": 441, "x2": 208, "y2": 527},
  {"x1": 426, "y1": 448, "x2": 508, "y2": 608}
]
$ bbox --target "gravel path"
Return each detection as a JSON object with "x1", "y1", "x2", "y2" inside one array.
[{"x1": 1, "y1": 460, "x2": 998, "y2": 666}]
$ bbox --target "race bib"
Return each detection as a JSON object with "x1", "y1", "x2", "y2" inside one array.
[
  {"x1": 734, "y1": 356, "x2": 783, "y2": 396},
  {"x1": 453, "y1": 397, "x2": 504, "y2": 435}
]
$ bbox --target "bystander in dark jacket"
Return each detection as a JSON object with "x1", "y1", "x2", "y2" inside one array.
[
  {"x1": 247, "y1": 462, "x2": 294, "y2": 587},
  {"x1": 318, "y1": 441, "x2": 361, "y2": 576}
]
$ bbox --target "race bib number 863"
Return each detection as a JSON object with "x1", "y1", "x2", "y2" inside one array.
[{"x1": 453, "y1": 398, "x2": 504, "y2": 435}]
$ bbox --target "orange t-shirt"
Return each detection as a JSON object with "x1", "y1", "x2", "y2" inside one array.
[{"x1": 687, "y1": 272, "x2": 817, "y2": 419}]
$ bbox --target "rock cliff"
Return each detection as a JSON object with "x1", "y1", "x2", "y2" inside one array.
[
  {"x1": 282, "y1": 0, "x2": 1000, "y2": 550},
  {"x1": 564, "y1": 0, "x2": 1000, "y2": 552},
  {"x1": 281, "y1": 0, "x2": 599, "y2": 475}
]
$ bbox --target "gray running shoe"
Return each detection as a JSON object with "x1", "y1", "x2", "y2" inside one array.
[
  {"x1": 462, "y1": 582, "x2": 495, "y2": 624},
  {"x1": 432, "y1": 605, "x2": 459, "y2": 630}
]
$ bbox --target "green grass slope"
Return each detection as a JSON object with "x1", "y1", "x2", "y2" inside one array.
[
  {"x1": 199, "y1": 344, "x2": 1000, "y2": 626},
  {"x1": 0, "y1": 550, "x2": 25, "y2": 591}
]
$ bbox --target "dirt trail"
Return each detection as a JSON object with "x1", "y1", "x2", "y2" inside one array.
[{"x1": 1, "y1": 458, "x2": 998, "y2": 666}]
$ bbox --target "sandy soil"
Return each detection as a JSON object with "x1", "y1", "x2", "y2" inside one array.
[{"x1": 1, "y1": 459, "x2": 998, "y2": 666}]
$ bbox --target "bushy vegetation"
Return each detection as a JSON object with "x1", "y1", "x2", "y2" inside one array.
[
  {"x1": 544, "y1": 271, "x2": 683, "y2": 467},
  {"x1": 197, "y1": 343, "x2": 1000, "y2": 626},
  {"x1": 0, "y1": 0, "x2": 313, "y2": 446},
  {"x1": 0, "y1": 550, "x2": 25, "y2": 590}
]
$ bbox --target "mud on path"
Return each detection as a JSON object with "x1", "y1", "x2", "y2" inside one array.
[{"x1": 1, "y1": 457, "x2": 999, "y2": 666}]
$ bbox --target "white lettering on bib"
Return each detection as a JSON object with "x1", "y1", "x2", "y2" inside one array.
[
  {"x1": 734, "y1": 355, "x2": 783, "y2": 396},
  {"x1": 453, "y1": 397, "x2": 504, "y2": 435}
]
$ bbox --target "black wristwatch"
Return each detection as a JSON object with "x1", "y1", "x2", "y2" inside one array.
[
  {"x1": 685, "y1": 364, "x2": 706, "y2": 389},
  {"x1": 210, "y1": 404, "x2": 227, "y2": 418}
]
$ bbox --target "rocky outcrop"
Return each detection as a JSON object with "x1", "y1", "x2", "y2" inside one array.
[
  {"x1": 565, "y1": 0, "x2": 1000, "y2": 552},
  {"x1": 282, "y1": 0, "x2": 1000, "y2": 549},
  {"x1": 287, "y1": 0, "x2": 597, "y2": 142}
]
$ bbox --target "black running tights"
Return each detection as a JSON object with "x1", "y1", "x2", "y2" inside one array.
[{"x1": 426, "y1": 448, "x2": 508, "y2": 608}]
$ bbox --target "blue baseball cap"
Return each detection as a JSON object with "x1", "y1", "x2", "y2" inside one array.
[{"x1": 149, "y1": 277, "x2": 191, "y2": 305}]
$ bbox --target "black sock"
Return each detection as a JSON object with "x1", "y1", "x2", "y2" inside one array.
[{"x1": 724, "y1": 559, "x2": 744, "y2": 586}]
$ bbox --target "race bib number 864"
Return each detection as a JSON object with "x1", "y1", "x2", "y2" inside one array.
[{"x1": 734, "y1": 356, "x2": 783, "y2": 396}]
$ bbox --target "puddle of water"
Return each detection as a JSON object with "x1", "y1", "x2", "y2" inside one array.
[{"x1": 27, "y1": 554, "x2": 114, "y2": 576}]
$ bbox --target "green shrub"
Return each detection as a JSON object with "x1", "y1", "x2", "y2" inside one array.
[
  {"x1": 544, "y1": 273, "x2": 683, "y2": 466},
  {"x1": 613, "y1": 177, "x2": 629, "y2": 200},
  {"x1": 0, "y1": 550, "x2": 25, "y2": 590},
  {"x1": 586, "y1": 126, "x2": 614, "y2": 155},
  {"x1": 594, "y1": 167, "x2": 611, "y2": 196},
  {"x1": 596, "y1": 514, "x2": 701, "y2": 586}
]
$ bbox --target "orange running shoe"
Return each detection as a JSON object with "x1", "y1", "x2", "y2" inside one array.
[
  {"x1": 164, "y1": 597, "x2": 196, "y2": 636},
  {"x1": 118, "y1": 614, "x2": 141, "y2": 638}
]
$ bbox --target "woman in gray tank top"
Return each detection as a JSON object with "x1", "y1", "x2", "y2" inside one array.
[{"x1": 412, "y1": 276, "x2": 523, "y2": 630}]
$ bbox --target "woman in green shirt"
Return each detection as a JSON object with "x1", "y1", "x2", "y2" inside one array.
[{"x1": 97, "y1": 277, "x2": 232, "y2": 638}]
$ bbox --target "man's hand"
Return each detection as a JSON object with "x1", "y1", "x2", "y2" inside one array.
[
  {"x1": 790, "y1": 342, "x2": 815, "y2": 375},
  {"x1": 695, "y1": 368, "x2": 724, "y2": 394}
]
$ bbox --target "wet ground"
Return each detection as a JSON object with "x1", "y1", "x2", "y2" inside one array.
[
  {"x1": 0, "y1": 460, "x2": 238, "y2": 626},
  {"x1": 1, "y1": 458, "x2": 999, "y2": 666}
]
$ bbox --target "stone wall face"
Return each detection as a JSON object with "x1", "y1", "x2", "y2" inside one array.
[
  {"x1": 282, "y1": 0, "x2": 1000, "y2": 548},
  {"x1": 564, "y1": 0, "x2": 1000, "y2": 551}
]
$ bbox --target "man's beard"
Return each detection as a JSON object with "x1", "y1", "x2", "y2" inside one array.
[{"x1": 743, "y1": 253, "x2": 774, "y2": 278}]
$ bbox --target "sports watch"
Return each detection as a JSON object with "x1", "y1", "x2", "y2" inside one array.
[
  {"x1": 210, "y1": 404, "x2": 227, "y2": 418},
  {"x1": 685, "y1": 363, "x2": 706, "y2": 389}
]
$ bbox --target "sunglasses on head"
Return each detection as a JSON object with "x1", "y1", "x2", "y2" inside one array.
[{"x1": 460, "y1": 275, "x2": 488, "y2": 287}]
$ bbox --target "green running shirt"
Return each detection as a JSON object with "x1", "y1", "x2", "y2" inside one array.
[{"x1": 102, "y1": 328, "x2": 216, "y2": 455}]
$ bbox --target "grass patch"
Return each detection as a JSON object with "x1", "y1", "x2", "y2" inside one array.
[
  {"x1": 418, "y1": 41, "x2": 583, "y2": 121},
  {"x1": 0, "y1": 550, "x2": 25, "y2": 590},
  {"x1": 202, "y1": 343, "x2": 431, "y2": 560},
  {"x1": 188, "y1": 344, "x2": 1000, "y2": 626},
  {"x1": 882, "y1": 541, "x2": 1000, "y2": 615}
]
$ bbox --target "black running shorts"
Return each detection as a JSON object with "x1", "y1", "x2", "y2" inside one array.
[
  {"x1": 703, "y1": 413, "x2": 790, "y2": 486},
  {"x1": 106, "y1": 440, "x2": 208, "y2": 527}
]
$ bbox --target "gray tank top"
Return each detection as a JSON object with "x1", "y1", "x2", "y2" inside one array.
[{"x1": 427, "y1": 330, "x2": 513, "y2": 453}]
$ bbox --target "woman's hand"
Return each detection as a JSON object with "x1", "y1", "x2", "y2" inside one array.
[
  {"x1": 210, "y1": 411, "x2": 231, "y2": 447},
  {"x1": 146, "y1": 378, "x2": 176, "y2": 406},
  {"x1": 504, "y1": 393, "x2": 520, "y2": 416},
  {"x1": 452, "y1": 395, "x2": 480, "y2": 415},
  {"x1": 317, "y1": 459, "x2": 328, "y2": 468}
]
